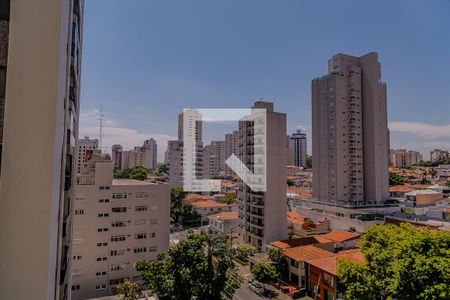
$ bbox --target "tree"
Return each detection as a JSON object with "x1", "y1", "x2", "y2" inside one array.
[
  {"x1": 170, "y1": 187, "x2": 187, "y2": 225},
  {"x1": 306, "y1": 155, "x2": 313, "y2": 169},
  {"x1": 129, "y1": 166, "x2": 149, "y2": 181},
  {"x1": 180, "y1": 202, "x2": 201, "y2": 227},
  {"x1": 267, "y1": 248, "x2": 289, "y2": 281},
  {"x1": 137, "y1": 232, "x2": 242, "y2": 300},
  {"x1": 251, "y1": 263, "x2": 278, "y2": 290},
  {"x1": 218, "y1": 194, "x2": 236, "y2": 204},
  {"x1": 113, "y1": 169, "x2": 129, "y2": 179},
  {"x1": 113, "y1": 279, "x2": 143, "y2": 300},
  {"x1": 389, "y1": 172, "x2": 408, "y2": 186},
  {"x1": 156, "y1": 164, "x2": 168, "y2": 175},
  {"x1": 337, "y1": 223, "x2": 450, "y2": 300}
]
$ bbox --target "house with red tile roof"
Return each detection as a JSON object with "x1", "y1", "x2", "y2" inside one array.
[
  {"x1": 207, "y1": 211, "x2": 239, "y2": 237},
  {"x1": 184, "y1": 193, "x2": 238, "y2": 224}
]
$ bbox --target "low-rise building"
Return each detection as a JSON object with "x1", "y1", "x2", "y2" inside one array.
[
  {"x1": 287, "y1": 211, "x2": 330, "y2": 238},
  {"x1": 404, "y1": 190, "x2": 443, "y2": 207},
  {"x1": 185, "y1": 194, "x2": 238, "y2": 224},
  {"x1": 71, "y1": 150, "x2": 170, "y2": 299},
  {"x1": 208, "y1": 211, "x2": 239, "y2": 237}
]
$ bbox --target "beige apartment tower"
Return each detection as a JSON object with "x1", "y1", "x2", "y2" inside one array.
[
  {"x1": 237, "y1": 101, "x2": 287, "y2": 252},
  {"x1": 72, "y1": 151, "x2": 170, "y2": 299},
  {"x1": 312, "y1": 52, "x2": 389, "y2": 207},
  {"x1": 0, "y1": 1, "x2": 84, "y2": 299}
]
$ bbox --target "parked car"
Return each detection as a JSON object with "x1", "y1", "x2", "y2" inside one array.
[{"x1": 248, "y1": 281, "x2": 265, "y2": 295}]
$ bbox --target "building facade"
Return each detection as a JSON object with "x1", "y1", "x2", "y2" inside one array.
[
  {"x1": 312, "y1": 52, "x2": 389, "y2": 207},
  {"x1": 225, "y1": 130, "x2": 239, "y2": 174},
  {"x1": 289, "y1": 129, "x2": 307, "y2": 168},
  {"x1": 0, "y1": 1, "x2": 84, "y2": 299},
  {"x1": 143, "y1": 138, "x2": 157, "y2": 170},
  {"x1": 430, "y1": 149, "x2": 449, "y2": 163},
  {"x1": 390, "y1": 149, "x2": 423, "y2": 168},
  {"x1": 77, "y1": 136, "x2": 99, "y2": 173},
  {"x1": 111, "y1": 144, "x2": 123, "y2": 170},
  {"x1": 72, "y1": 151, "x2": 170, "y2": 299},
  {"x1": 237, "y1": 101, "x2": 287, "y2": 252}
]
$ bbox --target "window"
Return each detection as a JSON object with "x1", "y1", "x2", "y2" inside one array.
[
  {"x1": 148, "y1": 246, "x2": 157, "y2": 252},
  {"x1": 97, "y1": 242, "x2": 108, "y2": 247},
  {"x1": 73, "y1": 255, "x2": 82, "y2": 260},
  {"x1": 97, "y1": 227, "x2": 109, "y2": 232},
  {"x1": 136, "y1": 192, "x2": 149, "y2": 198},
  {"x1": 110, "y1": 278, "x2": 124, "y2": 285},
  {"x1": 134, "y1": 233, "x2": 147, "y2": 240},
  {"x1": 71, "y1": 285, "x2": 80, "y2": 291},
  {"x1": 112, "y1": 221, "x2": 126, "y2": 227},
  {"x1": 98, "y1": 213, "x2": 109, "y2": 218},
  {"x1": 111, "y1": 264, "x2": 126, "y2": 271},
  {"x1": 149, "y1": 219, "x2": 158, "y2": 225},
  {"x1": 96, "y1": 271, "x2": 107, "y2": 277},
  {"x1": 95, "y1": 284, "x2": 107, "y2": 290},
  {"x1": 75, "y1": 209, "x2": 84, "y2": 215},
  {"x1": 111, "y1": 235, "x2": 126, "y2": 242},
  {"x1": 96, "y1": 257, "x2": 107, "y2": 261},
  {"x1": 133, "y1": 247, "x2": 147, "y2": 253},
  {"x1": 135, "y1": 206, "x2": 147, "y2": 212},
  {"x1": 149, "y1": 232, "x2": 156, "y2": 238},
  {"x1": 134, "y1": 219, "x2": 147, "y2": 225},
  {"x1": 112, "y1": 207, "x2": 127, "y2": 213},
  {"x1": 98, "y1": 198, "x2": 110, "y2": 203},
  {"x1": 112, "y1": 193, "x2": 127, "y2": 199},
  {"x1": 110, "y1": 250, "x2": 125, "y2": 256}
]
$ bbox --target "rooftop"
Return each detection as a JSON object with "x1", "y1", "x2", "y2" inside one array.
[
  {"x1": 305, "y1": 249, "x2": 365, "y2": 276},
  {"x1": 283, "y1": 245, "x2": 335, "y2": 262},
  {"x1": 112, "y1": 179, "x2": 158, "y2": 186},
  {"x1": 208, "y1": 211, "x2": 239, "y2": 220}
]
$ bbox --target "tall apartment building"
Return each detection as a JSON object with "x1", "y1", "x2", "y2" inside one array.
[
  {"x1": 312, "y1": 52, "x2": 389, "y2": 207},
  {"x1": 237, "y1": 101, "x2": 287, "y2": 252},
  {"x1": 204, "y1": 140, "x2": 226, "y2": 178},
  {"x1": 289, "y1": 129, "x2": 307, "y2": 167},
  {"x1": 430, "y1": 149, "x2": 449, "y2": 163},
  {"x1": 390, "y1": 149, "x2": 423, "y2": 168},
  {"x1": 225, "y1": 130, "x2": 239, "y2": 174},
  {"x1": 168, "y1": 112, "x2": 204, "y2": 187},
  {"x1": 143, "y1": 138, "x2": 157, "y2": 170},
  {"x1": 0, "y1": 1, "x2": 84, "y2": 299},
  {"x1": 77, "y1": 136, "x2": 99, "y2": 173},
  {"x1": 72, "y1": 150, "x2": 170, "y2": 299},
  {"x1": 111, "y1": 144, "x2": 123, "y2": 170}
]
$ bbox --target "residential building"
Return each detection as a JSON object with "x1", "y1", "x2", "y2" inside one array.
[
  {"x1": 312, "y1": 52, "x2": 389, "y2": 207},
  {"x1": 225, "y1": 130, "x2": 239, "y2": 174},
  {"x1": 143, "y1": 138, "x2": 157, "y2": 170},
  {"x1": 168, "y1": 112, "x2": 205, "y2": 187},
  {"x1": 436, "y1": 164, "x2": 450, "y2": 180},
  {"x1": 289, "y1": 129, "x2": 307, "y2": 167},
  {"x1": 430, "y1": 149, "x2": 448, "y2": 163},
  {"x1": 111, "y1": 144, "x2": 122, "y2": 170},
  {"x1": 204, "y1": 140, "x2": 226, "y2": 178},
  {"x1": 404, "y1": 190, "x2": 443, "y2": 207},
  {"x1": 185, "y1": 194, "x2": 238, "y2": 224},
  {"x1": 390, "y1": 149, "x2": 423, "y2": 168},
  {"x1": 0, "y1": 0, "x2": 84, "y2": 299},
  {"x1": 237, "y1": 101, "x2": 288, "y2": 251},
  {"x1": 72, "y1": 150, "x2": 170, "y2": 299},
  {"x1": 167, "y1": 140, "x2": 184, "y2": 187},
  {"x1": 208, "y1": 211, "x2": 239, "y2": 237},
  {"x1": 287, "y1": 211, "x2": 330, "y2": 238},
  {"x1": 77, "y1": 136, "x2": 99, "y2": 173}
]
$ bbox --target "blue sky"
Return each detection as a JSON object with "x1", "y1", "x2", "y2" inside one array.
[{"x1": 79, "y1": 0, "x2": 450, "y2": 160}]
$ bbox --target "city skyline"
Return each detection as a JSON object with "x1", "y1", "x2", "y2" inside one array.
[{"x1": 79, "y1": 0, "x2": 450, "y2": 160}]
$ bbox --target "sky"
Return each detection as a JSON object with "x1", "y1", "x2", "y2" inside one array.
[{"x1": 79, "y1": 0, "x2": 450, "y2": 161}]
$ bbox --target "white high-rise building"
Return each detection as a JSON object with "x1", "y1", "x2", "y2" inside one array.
[
  {"x1": 289, "y1": 129, "x2": 307, "y2": 167},
  {"x1": 143, "y1": 138, "x2": 157, "y2": 170},
  {"x1": 168, "y1": 112, "x2": 205, "y2": 187},
  {"x1": 237, "y1": 101, "x2": 287, "y2": 252},
  {"x1": 72, "y1": 150, "x2": 170, "y2": 299},
  {"x1": 76, "y1": 136, "x2": 99, "y2": 173},
  {"x1": 430, "y1": 149, "x2": 449, "y2": 163},
  {"x1": 0, "y1": 1, "x2": 84, "y2": 299},
  {"x1": 312, "y1": 52, "x2": 389, "y2": 207}
]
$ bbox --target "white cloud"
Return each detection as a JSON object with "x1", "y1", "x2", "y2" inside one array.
[
  {"x1": 389, "y1": 121, "x2": 450, "y2": 138},
  {"x1": 79, "y1": 109, "x2": 176, "y2": 162}
]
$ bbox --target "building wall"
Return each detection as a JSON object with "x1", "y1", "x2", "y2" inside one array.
[
  {"x1": 71, "y1": 158, "x2": 170, "y2": 299},
  {"x1": 0, "y1": 1, "x2": 84, "y2": 299},
  {"x1": 238, "y1": 101, "x2": 287, "y2": 252},
  {"x1": 312, "y1": 52, "x2": 389, "y2": 207},
  {"x1": 290, "y1": 129, "x2": 307, "y2": 167},
  {"x1": 76, "y1": 137, "x2": 99, "y2": 173}
]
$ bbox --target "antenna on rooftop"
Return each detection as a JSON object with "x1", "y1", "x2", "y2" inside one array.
[{"x1": 97, "y1": 107, "x2": 105, "y2": 149}]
